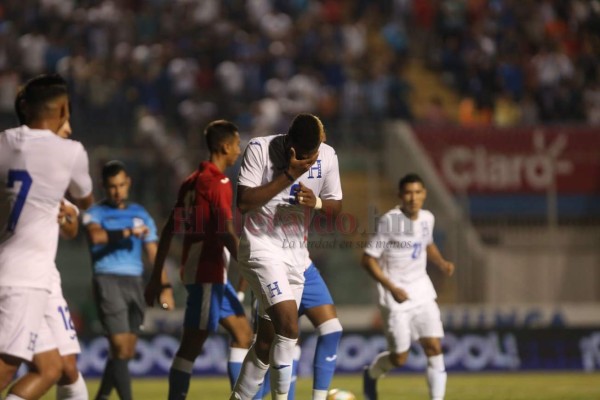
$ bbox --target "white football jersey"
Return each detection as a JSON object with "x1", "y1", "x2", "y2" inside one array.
[
  {"x1": 238, "y1": 134, "x2": 342, "y2": 270},
  {"x1": 0, "y1": 126, "x2": 92, "y2": 290},
  {"x1": 365, "y1": 207, "x2": 436, "y2": 311}
]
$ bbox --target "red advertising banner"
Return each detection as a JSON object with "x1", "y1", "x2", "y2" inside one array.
[{"x1": 414, "y1": 126, "x2": 600, "y2": 194}]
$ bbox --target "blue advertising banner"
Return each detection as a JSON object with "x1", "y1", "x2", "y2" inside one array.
[{"x1": 75, "y1": 329, "x2": 600, "y2": 377}]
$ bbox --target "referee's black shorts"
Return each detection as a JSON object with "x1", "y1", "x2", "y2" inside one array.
[{"x1": 93, "y1": 274, "x2": 145, "y2": 335}]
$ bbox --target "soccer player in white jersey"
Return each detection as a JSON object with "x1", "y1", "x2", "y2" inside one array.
[
  {"x1": 46, "y1": 198, "x2": 89, "y2": 400},
  {"x1": 361, "y1": 173, "x2": 455, "y2": 400},
  {"x1": 0, "y1": 74, "x2": 93, "y2": 399},
  {"x1": 14, "y1": 88, "x2": 90, "y2": 400},
  {"x1": 230, "y1": 114, "x2": 342, "y2": 400}
]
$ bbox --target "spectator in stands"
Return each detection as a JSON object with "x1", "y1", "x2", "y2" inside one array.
[
  {"x1": 421, "y1": 96, "x2": 450, "y2": 127},
  {"x1": 1, "y1": 0, "x2": 599, "y2": 139}
]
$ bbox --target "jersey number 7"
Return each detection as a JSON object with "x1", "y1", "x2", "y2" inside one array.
[
  {"x1": 6, "y1": 169, "x2": 33, "y2": 233},
  {"x1": 411, "y1": 242, "x2": 422, "y2": 259}
]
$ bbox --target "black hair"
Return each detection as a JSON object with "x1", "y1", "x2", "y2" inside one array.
[
  {"x1": 17, "y1": 74, "x2": 69, "y2": 123},
  {"x1": 204, "y1": 120, "x2": 239, "y2": 153},
  {"x1": 399, "y1": 173, "x2": 425, "y2": 191},
  {"x1": 14, "y1": 87, "x2": 26, "y2": 125},
  {"x1": 102, "y1": 160, "x2": 127, "y2": 185},
  {"x1": 287, "y1": 114, "x2": 322, "y2": 154}
]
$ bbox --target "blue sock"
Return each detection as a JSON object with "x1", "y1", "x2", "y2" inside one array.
[
  {"x1": 288, "y1": 345, "x2": 301, "y2": 400},
  {"x1": 228, "y1": 347, "x2": 249, "y2": 389},
  {"x1": 314, "y1": 319, "x2": 343, "y2": 391},
  {"x1": 168, "y1": 357, "x2": 194, "y2": 400},
  {"x1": 253, "y1": 370, "x2": 270, "y2": 399}
]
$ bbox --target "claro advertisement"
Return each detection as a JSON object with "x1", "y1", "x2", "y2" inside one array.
[{"x1": 413, "y1": 126, "x2": 600, "y2": 217}]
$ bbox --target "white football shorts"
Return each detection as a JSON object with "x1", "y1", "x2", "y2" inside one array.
[
  {"x1": 0, "y1": 286, "x2": 50, "y2": 361},
  {"x1": 35, "y1": 288, "x2": 80, "y2": 356},
  {"x1": 239, "y1": 257, "x2": 305, "y2": 320},
  {"x1": 381, "y1": 300, "x2": 444, "y2": 353}
]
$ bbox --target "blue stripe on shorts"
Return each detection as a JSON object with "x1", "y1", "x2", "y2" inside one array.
[
  {"x1": 219, "y1": 281, "x2": 246, "y2": 320},
  {"x1": 184, "y1": 283, "x2": 224, "y2": 332},
  {"x1": 298, "y1": 264, "x2": 334, "y2": 316}
]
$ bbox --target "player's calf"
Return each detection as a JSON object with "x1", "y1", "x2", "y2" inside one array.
[{"x1": 313, "y1": 318, "x2": 343, "y2": 399}]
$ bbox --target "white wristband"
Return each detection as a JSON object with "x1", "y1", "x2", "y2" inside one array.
[
  {"x1": 314, "y1": 197, "x2": 323, "y2": 210},
  {"x1": 237, "y1": 291, "x2": 245, "y2": 302},
  {"x1": 62, "y1": 198, "x2": 80, "y2": 216}
]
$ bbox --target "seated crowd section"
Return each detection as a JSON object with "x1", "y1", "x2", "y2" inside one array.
[{"x1": 1, "y1": 0, "x2": 598, "y2": 148}]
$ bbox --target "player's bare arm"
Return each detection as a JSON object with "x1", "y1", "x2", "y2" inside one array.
[
  {"x1": 294, "y1": 181, "x2": 342, "y2": 217},
  {"x1": 58, "y1": 200, "x2": 79, "y2": 239},
  {"x1": 145, "y1": 211, "x2": 175, "y2": 308},
  {"x1": 144, "y1": 240, "x2": 174, "y2": 310},
  {"x1": 361, "y1": 253, "x2": 408, "y2": 303},
  {"x1": 219, "y1": 219, "x2": 239, "y2": 261},
  {"x1": 71, "y1": 193, "x2": 94, "y2": 211},
  {"x1": 235, "y1": 276, "x2": 249, "y2": 302},
  {"x1": 237, "y1": 147, "x2": 319, "y2": 213},
  {"x1": 426, "y1": 243, "x2": 455, "y2": 277}
]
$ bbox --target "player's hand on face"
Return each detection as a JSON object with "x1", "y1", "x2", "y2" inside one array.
[
  {"x1": 441, "y1": 261, "x2": 455, "y2": 277},
  {"x1": 287, "y1": 147, "x2": 319, "y2": 180},
  {"x1": 390, "y1": 286, "x2": 409, "y2": 303},
  {"x1": 295, "y1": 181, "x2": 317, "y2": 207}
]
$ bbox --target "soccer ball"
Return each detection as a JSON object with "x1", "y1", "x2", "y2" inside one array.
[{"x1": 326, "y1": 388, "x2": 356, "y2": 400}]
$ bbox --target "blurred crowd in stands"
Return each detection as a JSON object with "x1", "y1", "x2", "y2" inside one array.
[
  {"x1": 0, "y1": 0, "x2": 599, "y2": 148},
  {"x1": 429, "y1": 0, "x2": 600, "y2": 127},
  {"x1": 2, "y1": 0, "x2": 598, "y2": 333}
]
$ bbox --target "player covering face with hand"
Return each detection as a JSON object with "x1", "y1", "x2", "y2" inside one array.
[{"x1": 230, "y1": 114, "x2": 342, "y2": 400}]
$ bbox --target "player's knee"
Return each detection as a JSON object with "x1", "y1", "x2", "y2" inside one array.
[
  {"x1": 389, "y1": 351, "x2": 408, "y2": 367},
  {"x1": 316, "y1": 318, "x2": 343, "y2": 336},
  {"x1": 254, "y1": 343, "x2": 271, "y2": 364},
  {"x1": 272, "y1": 313, "x2": 298, "y2": 339},
  {"x1": 42, "y1": 360, "x2": 65, "y2": 384},
  {"x1": 59, "y1": 357, "x2": 80, "y2": 385},
  {"x1": 0, "y1": 355, "x2": 20, "y2": 386},
  {"x1": 268, "y1": 302, "x2": 299, "y2": 338},
  {"x1": 113, "y1": 345, "x2": 136, "y2": 360},
  {"x1": 176, "y1": 340, "x2": 204, "y2": 360},
  {"x1": 230, "y1": 324, "x2": 254, "y2": 349},
  {"x1": 0, "y1": 363, "x2": 19, "y2": 390},
  {"x1": 422, "y1": 341, "x2": 442, "y2": 357},
  {"x1": 234, "y1": 332, "x2": 254, "y2": 349},
  {"x1": 276, "y1": 323, "x2": 298, "y2": 339}
]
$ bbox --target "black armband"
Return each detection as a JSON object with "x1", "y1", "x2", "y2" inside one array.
[
  {"x1": 161, "y1": 283, "x2": 172, "y2": 290},
  {"x1": 106, "y1": 229, "x2": 128, "y2": 242}
]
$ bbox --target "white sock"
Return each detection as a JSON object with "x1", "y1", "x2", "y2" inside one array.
[
  {"x1": 229, "y1": 347, "x2": 249, "y2": 364},
  {"x1": 56, "y1": 372, "x2": 89, "y2": 400},
  {"x1": 312, "y1": 389, "x2": 328, "y2": 400},
  {"x1": 427, "y1": 354, "x2": 447, "y2": 400},
  {"x1": 368, "y1": 351, "x2": 395, "y2": 379},
  {"x1": 5, "y1": 395, "x2": 26, "y2": 400},
  {"x1": 269, "y1": 334, "x2": 298, "y2": 397},
  {"x1": 230, "y1": 346, "x2": 269, "y2": 400}
]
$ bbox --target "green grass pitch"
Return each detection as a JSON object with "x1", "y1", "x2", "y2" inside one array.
[{"x1": 38, "y1": 372, "x2": 600, "y2": 399}]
